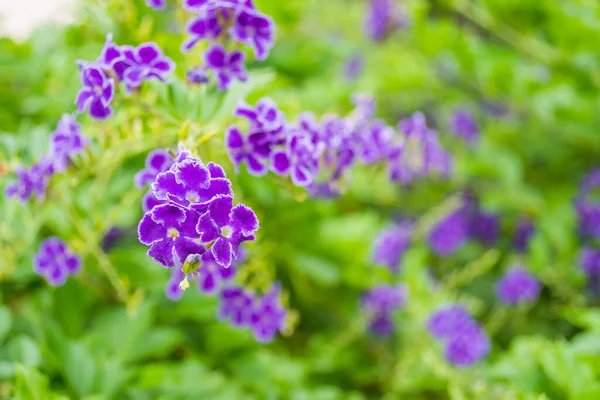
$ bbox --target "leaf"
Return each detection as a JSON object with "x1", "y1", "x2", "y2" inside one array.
[
  {"x1": 0, "y1": 306, "x2": 12, "y2": 344},
  {"x1": 13, "y1": 365, "x2": 51, "y2": 400}
]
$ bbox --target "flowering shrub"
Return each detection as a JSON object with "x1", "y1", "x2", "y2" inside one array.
[{"x1": 3, "y1": 0, "x2": 600, "y2": 399}]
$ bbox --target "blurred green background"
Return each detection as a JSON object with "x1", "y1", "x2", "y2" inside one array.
[{"x1": 2, "y1": 0, "x2": 600, "y2": 399}]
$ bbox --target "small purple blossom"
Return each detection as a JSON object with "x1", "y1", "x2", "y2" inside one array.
[
  {"x1": 196, "y1": 251, "x2": 237, "y2": 294},
  {"x1": 579, "y1": 247, "x2": 600, "y2": 277},
  {"x1": 219, "y1": 286, "x2": 255, "y2": 327},
  {"x1": 34, "y1": 238, "x2": 82, "y2": 286},
  {"x1": 121, "y1": 42, "x2": 175, "y2": 91},
  {"x1": 102, "y1": 227, "x2": 125, "y2": 253},
  {"x1": 444, "y1": 325, "x2": 490, "y2": 368},
  {"x1": 427, "y1": 305, "x2": 477, "y2": 340},
  {"x1": 469, "y1": 211, "x2": 499, "y2": 246},
  {"x1": 235, "y1": 98, "x2": 286, "y2": 134},
  {"x1": 134, "y1": 149, "x2": 174, "y2": 189},
  {"x1": 75, "y1": 65, "x2": 115, "y2": 120},
  {"x1": 230, "y1": 8, "x2": 275, "y2": 61},
  {"x1": 362, "y1": 285, "x2": 408, "y2": 335},
  {"x1": 187, "y1": 67, "x2": 210, "y2": 84},
  {"x1": 250, "y1": 284, "x2": 287, "y2": 343},
  {"x1": 496, "y1": 267, "x2": 541, "y2": 305},
  {"x1": 356, "y1": 120, "x2": 395, "y2": 164},
  {"x1": 203, "y1": 44, "x2": 248, "y2": 91},
  {"x1": 344, "y1": 53, "x2": 364, "y2": 81},
  {"x1": 428, "y1": 305, "x2": 489, "y2": 367},
  {"x1": 371, "y1": 221, "x2": 413, "y2": 272},
  {"x1": 138, "y1": 203, "x2": 206, "y2": 267},
  {"x1": 48, "y1": 114, "x2": 88, "y2": 173},
  {"x1": 146, "y1": 0, "x2": 166, "y2": 10},
  {"x1": 5, "y1": 162, "x2": 52, "y2": 202},
  {"x1": 513, "y1": 219, "x2": 534, "y2": 253},
  {"x1": 166, "y1": 267, "x2": 186, "y2": 301},
  {"x1": 182, "y1": 11, "x2": 225, "y2": 52},
  {"x1": 196, "y1": 195, "x2": 259, "y2": 268},
  {"x1": 428, "y1": 206, "x2": 469, "y2": 256},
  {"x1": 449, "y1": 109, "x2": 479, "y2": 143},
  {"x1": 365, "y1": 0, "x2": 407, "y2": 42},
  {"x1": 225, "y1": 126, "x2": 271, "y2": 176}
]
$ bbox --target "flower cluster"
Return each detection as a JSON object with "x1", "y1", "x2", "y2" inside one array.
[
  {"x1": 181, "y1": 0, "x2": 275, "y2": 90},
  {"x1": 364, "y1": 0, "x2": 408, "y2": 42},
  {"x1": 5, "y1": 115, "x2": 88, "y2": 202},
  {"x1": 427, "y1": 195, "x2": 500, "y2": 256},
  {"x1": 449, "y1": 109, "x2": 479, "y2": 143},
  {"x1": 137, "y1": 149, "x2": 258, "y2": 271},
  {"x1": 371, "y1": 221, "x2": 414, "y2": 273},
  {"x1": 361, "y1": 285, "x2": 408, "y2": 335},
  {"x1": 513, "y1": 219, "x2": 535, "y2": 253},
  {"x1": 219, "y1": 283, "x2": 287, "y2": 343},
  {"x1": 76, "y1": 34, "x2": 174, "y2": 119},
  {"x1": 226, "y1": 96, "x2": 454, "y2": 193},
  {"x1": 495, "y1": 266, "x2": 541, "y2": 305},
  {"x1": 427, "y1": 305, "x2": 490, "y2": 367},
  {"x1": 34, "y1": 238, "x2": 82, "y2": 286}
]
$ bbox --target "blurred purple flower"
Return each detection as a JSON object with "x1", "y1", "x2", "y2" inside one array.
[
  {"x1": 428, "y1": 206, "x2": 469, "y2": 256},
  {"x1": 34, "y1": 238, "x2": 82, "y2": 286},
  {"x1": 219, "y1": 286, "x2": 255, "y2": 327},
  {"x1": 75, "y1": 65, "x2": 115, "y2": 120},
  {"x1": 250, "y1": 284, "x2": 287, "y2": 343},
  {"x1": 364, "y1": 0, "x2": 407, "y2": 42},
  {"x1": 371, "y1": 221, "x2": 413, "y2": 272},
  {"x1": 495, "y1": 266, "x2": 541, "y2": 305},
  {"x1": 5, "y1": 161, "x2": 52, "y2": 202},
  {"x1": 444, "y1": 324, "x2": 490, "y2": 368},
  {"x1": 134, "y1": 149, "x2": 174, "y2": 189},
  {"x1": 469, "y1": 211, "x2": 499, "y2": 246},
  {"x1": 138, "y1": 203, "x2": 206, "y2": 267},
  {"x1": 427, "y1": 305, "x2": 477, "y2": 340},
  {"x1": 356, "y1": 120, "x2": 395, "y2": 164},
  {"x1": 580, "y1": 247, "x2": 600, "y2": 277},
  {"x1": 187, "y1": 67, "x2": 210, "y2": 84},
  {"x1": 230, "y1": 8, "x2": 275, "y2": 61},
  {"x1": 146, "y1": 0, "x2": 166, "y2": 10},
  {"x1": 182, "y1": 11, "x2": 225, "y2": 52},
  {"x1": 121, "y1": 42, "x2": 175, "y2": 91},
  {"x1": 166, "y1": 267, "x2": 186, "y2": 301},
  {"x1": 196, "y1": 251, "x2": 237, "y2": 294},
  {"x1": 576, "y1": 170, "x2": 600, "y2": 239},
  {"x1": 203, "y1": 44, "x2": 248, "y2": 91},
  {"x1": 362, "y1": 284, "x2": 407, "y2": 335},
  {"x1": 513, "y1": 219, "x2": 534, "y2": 253},
  {"x1": 344, "y1": 53, "x2": 364, "y2": 81},
  {"x1": 225, "y1": 126, "x2": 271, "y2": 176},
  {"x1": 48, "y1": 114, "x2": 88, "y2": 173},
  {"x1": 449, "y1": 109, "x2": 479, "y2": 143},
  {"x1": 102, "y1": 226, "x2": 125, "y2": 253}
]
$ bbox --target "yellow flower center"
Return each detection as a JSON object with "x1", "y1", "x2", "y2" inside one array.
[{"x1": 168, "y1": 228, "x2": 180, "y2": 239}]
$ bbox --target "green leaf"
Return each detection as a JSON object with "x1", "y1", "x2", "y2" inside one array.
[{"x1": 0, "y1": 306, "x2": 12, "y2": 345}]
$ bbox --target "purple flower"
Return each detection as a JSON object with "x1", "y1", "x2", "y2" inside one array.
[
  {"x1": 121, "y1": 42, "x2": 175, "y2": 91},
  {"x1": 576, "y1": 170, "x2": 600, "y2": 239},
  {"x1": 187, "y1": 67, "x2": 210, "y2": 84},
  {"x1": 427, "y1": 305, "x2": 477, "y2": 340},
  {"x1": 225, "y1": 126, "x2": 271, "y2": 176},
  {"x1": 102, "y1": 227, "x2": 125, "y2": 253},
  {"x1": 356, "y1": 120, "x2": 396, "y2": 164},
  {"x1": 449, "y1": 109, "x2": 479, "y2": 143},
  {"x1": 183, "y1": 0, "x2": 253, "y2": 13},
  {"x1": 182, "y1": 11, "x2": 225, "y2": 52},
  {"x1": 278, "y1": 129, "x2": 323, "y2": 187},
  {"x1": 579, "y1": 247, "x2": 600, "y2": 277},
  {"x1": 48, "y1": 115, "x2": 88, "y2": 173},
  {"x1": 344, "y1": 54, "x2": 364, "y2": 81},
  {"x1": 250, "y1": 284, "x2": 287, "y2": 343},
  {"x1": 75, "y1": 65, "x2": 115, "y2": 120},
  {"x1": 362, "y1": 285, "x2": 408, "y2": 336},
  {"x1": 152, "y1": 158, "x2": 232, "y2": 210},
  {"x1": 166, "y1": 267, "x2": 186, "y2": 301},
  {"x1": 319, "y1": 115, "x2": 356, "y2": 181},
  {"x1": 513, "y1": 219, "x2": 534, "y2": 253},
  {"x1": 137, "y1": 203, "x2": 206, "y2": 267},
  {"x1": 5, "y1": 162, "x2": 52, "y2": 202},
  {"x1": 496, "y1": 267, "x2": 541, "y2": 305},
  {"x1": 388, "y1": 112, "x2": 452, "y2": 184},
  {"x1": 235, "y1": 98, "x2": 286, "y2": 134},
  {"x1": 203, "y1": 44, "x2": 248, "y2": 91},
  {"x1": 468, "y1": 211, "x2": 499, "y2": 246},
  {"x1": 219, "y1": 286, "x2": 255, "y2": 327},
  {"x1": 195, "y1": 195, "x2": 259, "y2": 268},
  {"x1": 371, "y1": 221, "x2": 413, "y2": 272},
  {"x1": 142, "y1": 191, "x2": 164, "y2": 212},
  {"x1": 196, "y1": 251, "x2": 237, "y2": 294},
  {"x1": 444, "y1": 325, "x2": 490, "y2": 368},
  {"x1": 230, "y1": 8, "x2": 275, "y2": 61},
  {"x1": 134, "y1": 149, "x2": 174, "y2": 189},
  {"x1": 365, "y1": 0, "x2": 407, "y2": 42},
  {"x1": 96, "y1": 34, "x2": 131, "y2": 81},
  {"x1": 428, "y1": 207, "x2": 469, "y2": 256},
  {"x1": 34, "y1": 238, "x2": 82, "y2": 286},
  {"x1": 146, "y1": 0, "x2": 166, "y2": 10}
]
